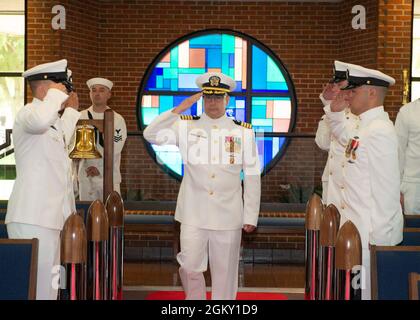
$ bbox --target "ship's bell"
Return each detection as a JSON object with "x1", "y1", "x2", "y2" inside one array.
[{"x1": 69, "y1": 125, "x2": 102, "y2": 159}]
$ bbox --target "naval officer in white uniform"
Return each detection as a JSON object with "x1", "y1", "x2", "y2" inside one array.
[
  {"x1": 77, "y1": 77, "x2": 127, "y2": 201},
  {"x1": 143, "y1": 72, "x2": 261, "y2": 300},
  {"x1": 325, "y1": 64, "x2": 403, "y2": 300},
  {"x1": 315, "y1": 61, "x2": 360, "y2": 207},
  {"x1": 5, "y1": 59, "x2": 81, "y2": 300},
  {"x1": 395, "y1": 98, "x2": 420, "y2": 215}
]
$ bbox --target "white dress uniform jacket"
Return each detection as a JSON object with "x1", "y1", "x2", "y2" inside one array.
[
  {"x1": 325, "y1": 105, "x2": 403, "y2": 248},
  {"x1": 77, "y1": 106, "x2": 127, "y2": 200},
  {"x1": 315, "y1": 95, "x2": 359, "y2": 208},
  {"x1": 6, "y1": 88, "x2": 80, "y2": 230},
  {"x1": 395, "y1": 99, "x2": 420, "y2": 214},
  {"x1": 143, "y1": 109, "x2": 261, "y2": 230}
]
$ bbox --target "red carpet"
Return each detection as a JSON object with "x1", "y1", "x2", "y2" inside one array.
[{"x1": 146, "y1": 291, "x2": 288, "y2": 300}]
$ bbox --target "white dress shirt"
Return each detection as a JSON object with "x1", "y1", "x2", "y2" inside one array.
[
  {"x1": 325, "y1": 105, "x2": 403, "y2": 248},
  {"x1": 6, "y1": 89, "x2": 80, "y2": 230},
  {"x1": 143, "y1": 109, "x2": 261, "y2": 230}
]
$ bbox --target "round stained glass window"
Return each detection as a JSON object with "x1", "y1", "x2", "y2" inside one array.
[{"x1": 137, "y1": 30, "x2": 297, "y2": 180}]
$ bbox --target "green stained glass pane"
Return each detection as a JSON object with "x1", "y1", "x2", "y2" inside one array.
[
  {"x1": 228, "y1": 68, "x2": 234, "y2": 78},
  {"x1": 163, "y1": 68, "x2": 178, "y2": 79},
  {"x1": 178, "y1": 68, "x2": 206, "y2": 74},
  {"x1": 170, "y1": 47, "x2": 178, "y2": 68},
  {"x1": 222, "y1": 53, "x2": 229, "y2": 74},
  {"x1": 142, "y1": 108, "x2": 159, "y2": 125},
  {"x1": 253, "y1": 98, "x2": 266, "y2": 105},
  {"x1": 252, "y1": 118, "x2": 272, "y2": 127},
  {"x1": 267, "y1": 57, "x2": 285, "y2": 83},
  {"x1": 222, "y1": 34, "x2": 235, "y2": 53}
]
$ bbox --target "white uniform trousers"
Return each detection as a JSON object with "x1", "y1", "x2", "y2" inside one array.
[
  {"x1": 322, "y1": 180, "x2": 328, "y2": 205},
  {"x1": 361, "y1": 248, "x2": 371, "y2": 300},
  {"x1": 79, "y1": 181, "x2": 121, "y2": 201},
  {"x1": 402, "y1": 182, "x2": 420, "y2": 215},
  {"x1": 177, "y1": 224, "x2": 242, "y2": 300},
  {"x1": 7, "y1": 223, "x2": 60, "y2": 300}
]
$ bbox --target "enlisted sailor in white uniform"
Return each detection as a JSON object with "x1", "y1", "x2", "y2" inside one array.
[
  {"x1": 143, "y1": 72, "x2": 261, "y2": 300},
  {"x1": 315, "y1": 61, "x2": 360, "y2": 206},
  {"x1": 325, "y1": 64, "x2": 403, "y2": 300},
  {"x1": 5, "y1": 59, "x2": 81, "y2": 300},
  {"x1": 77, "y1": 78, "x2": 127, "y2": 201},
  {"x1": 395, "y1": 98, "x2": 420, "y2": 215}
]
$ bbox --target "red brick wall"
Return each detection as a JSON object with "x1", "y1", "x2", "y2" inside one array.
[
  {"x1": 26, "y1": 0, "x2": 413, "y2": 203},
  {"x1": 377, "y1": 0, "x2": 413, "y2": 120},
  {"x1": 26, "y1": 0, "x2": 98, "y2": 107},
  {"x1": 95, "y1": 0, "x2": 342, "y2": 201}
]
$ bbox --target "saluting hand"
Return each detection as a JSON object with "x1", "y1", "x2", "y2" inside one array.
[
  {"x1": 49, "y1": 82, "x2": 68, "y2": 94},
  {"x1": 330, "y1": 90, "x2": 349, "y2": 112},
  {"x1": 322, "y1": 83, "x2": 340, "y2": 101},
  {"x1": 63, "y1": 92, "x2": 79, "y2": 111},
  {"x1": 172, "y1": 92, "x2": 203, "y2": 114},
  {"x1": 243, "y1": 224, "x2": 256, "y2": 233}
]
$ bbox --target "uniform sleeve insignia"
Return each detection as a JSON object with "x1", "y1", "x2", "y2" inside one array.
[
  {"x1": 114, "y1": 128, "x2": 122, "y2": 142},
  {"x1": 180, "y1": 115, "x2": 200, "y2": 120},
  {"x1": 233, "y1": 119, "x2": 252, "y2": 129}
]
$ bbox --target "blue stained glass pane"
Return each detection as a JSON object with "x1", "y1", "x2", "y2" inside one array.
[
  {"x1": 208, "y1": 48, "x2": 221, "y2": 68},
  {"x1": 156, "y1": 76, "x2": 163, "y2": 89},
  {"x1": 163, "y1": 79, "x2": 171, "y2": 89},
  {"x1": 252, "y1": 46, "x2": 267, "y2": 89},
  {"x1": 252, "y1": 106, "x2": 266, "y2": 118},
  {"x1": 254, "y1": 126, "x2": 273, "y2": 133},
  {"x1": 190, "y1": 34, "x2": 221, "y2": 47},
  {"x1": 173, "y1": 96, "x2": 186, "y2": 108},
  {"x1": 179, "y1": 73, "x2": 199, "y2": 89},
  {"x1": 236, "y1": 81, "x2": 242, "y2": 91},
  {"x1": 264, "y1": 139, "x2": 273, "y2": 166},
  {"x1": 229, "y1": 53, "x2": 235, "y2": 67},
  {"x1": 234, "y1": 109, "x2": 245, "y2": 122},
  {"x1": 159, "y1": 96, "x2": 174, "y2": 111}
]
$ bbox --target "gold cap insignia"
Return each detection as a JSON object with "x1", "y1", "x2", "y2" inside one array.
[{"x1": 209, "y1": 76, "x2": 221, "y2": 87}]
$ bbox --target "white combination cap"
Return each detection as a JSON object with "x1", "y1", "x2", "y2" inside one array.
[
  {"x1": 22, "y1": 59, "x2": 68, "y2": 82},
  {"x1": 195, "y1": 72, "x2": 236, "y2": 95},
  {"x1": 342, "y1": 64, "x2": 396, "y2": 90}
]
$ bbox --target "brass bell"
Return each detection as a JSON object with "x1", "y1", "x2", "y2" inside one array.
[{"x1": 69, "y1": 125, "x2": 102, "y2": 159}]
